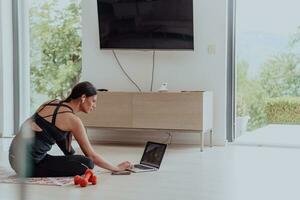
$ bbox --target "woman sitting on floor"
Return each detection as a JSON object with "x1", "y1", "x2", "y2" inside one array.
[{"x1": 9, "y1": 81, "x2": 133, "y2": 177}]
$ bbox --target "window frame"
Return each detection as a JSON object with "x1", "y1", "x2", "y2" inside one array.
[
  {"x1": 227, "y1": 0, "x2": 236, "y2": 142},
  {"x1": 0, "y1": 0, "x2": 15, "y2": 137},
  {"x1": 12, "y1": 0, "x2": 31, "y2": 134}
]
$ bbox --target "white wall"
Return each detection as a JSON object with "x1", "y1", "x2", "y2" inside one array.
[
  {"x1": 0, "y1": 0, "x2": 14, "y2": 137},
  {"x1": 82, "y1": 0, "x2": 228, "y2": 145},
  {"x1": 0, "y1": 0, "x2": 3, "y2": 137}
]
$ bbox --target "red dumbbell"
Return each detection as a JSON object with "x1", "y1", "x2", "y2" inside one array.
[
  {"x1": 89, "y1": 174, "x2": 97, "y2": 185},
  {"x1": 79, "y1": 169, "x2": 96, "y2": 187},
  {"x1": 74, "y1": 175, "x2": 81, "y2": 185}
]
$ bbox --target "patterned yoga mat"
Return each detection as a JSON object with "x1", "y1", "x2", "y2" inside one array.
[{"x1": 0, "y1": 166, "x2": 104, "y2": 186}]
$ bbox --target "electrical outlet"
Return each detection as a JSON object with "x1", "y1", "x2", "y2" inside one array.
[{"x1": 207, "y1": 44, "x2": 216, "y2": 55}]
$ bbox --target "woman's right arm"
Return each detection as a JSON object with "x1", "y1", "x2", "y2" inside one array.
[{"x1": 69, "y1": 116, "x2": 132, "y2": 172}]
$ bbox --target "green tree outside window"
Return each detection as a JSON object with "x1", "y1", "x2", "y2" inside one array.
[{"x1": 30, "y1": 0, "x2": 82, "y2": 112}]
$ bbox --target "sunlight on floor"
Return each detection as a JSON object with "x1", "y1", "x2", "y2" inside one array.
[{"x1": 234, "y1": 124, "x2": 300, "y2": 148}]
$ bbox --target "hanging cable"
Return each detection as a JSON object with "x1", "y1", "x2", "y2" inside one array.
[
  {"x1": 150, "y1": 50, "x2": 155, "y2": 92},
  {"x1": 162, "y1": 131, "x2": 172, "y2": 144},
  {"x1": 112, "y1": 50, "x2": 142, "y2": 92}
]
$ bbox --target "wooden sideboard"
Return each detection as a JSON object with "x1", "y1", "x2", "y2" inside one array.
[{"x1": 77, "y1": 91, "x2": 213, "y2": 151}]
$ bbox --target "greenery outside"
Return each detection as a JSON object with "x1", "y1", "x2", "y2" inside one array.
[
  {"x1": 30, "y1": 0, "x2": 82, "y2": 113},
  {"x1": 265, "y1": 97, "x2": 300, "y2": 124},
  {"x1": 236, "y1": 26, "x2": 300, "y2": 131}
]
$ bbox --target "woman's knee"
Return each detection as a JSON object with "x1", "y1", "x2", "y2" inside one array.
[
  {"x1": 74, "y1": 155, "x2": 94, "y2": 169},
  {"x1": 83, "y1": 156, "x2": 94, "y2": 169}
]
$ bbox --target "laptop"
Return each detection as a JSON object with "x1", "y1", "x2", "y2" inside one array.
[{"x1": 129, "y1": 141, "x2": 167, "y2": 173}]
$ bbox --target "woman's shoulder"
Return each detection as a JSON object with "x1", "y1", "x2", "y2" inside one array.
[
  {"x1": 68, "y1": 114, "x2": 82, "y2": 123},
  {"x1": 38, "y1": 99, "x2": 59, "y2": 107},
  {"x1": 60, "y1": 113, "x2": 82, "y2": 132},
  {"x1": 34, "y1": 99, "x2": 57, "y2": 113},
  {"x1": 43, "y1": 99, "x2": 60, "y2": 105}
]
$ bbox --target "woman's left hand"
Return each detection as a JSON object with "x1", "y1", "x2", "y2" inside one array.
[{"x1": 116, "y1": 161, "x2": 133, "y2": 171}]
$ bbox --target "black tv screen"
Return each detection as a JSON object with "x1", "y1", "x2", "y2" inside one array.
[{"x1": 97, "y1": 0, "x2": 194, "y2": 50}]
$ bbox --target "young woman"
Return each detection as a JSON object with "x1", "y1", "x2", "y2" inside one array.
[{"x1": 9, "y1": 81, "x2": 132, "y2": 177}]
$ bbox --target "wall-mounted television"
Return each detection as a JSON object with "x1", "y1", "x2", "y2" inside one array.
[{"x1": 97, "y1": 0, "x2": 194, "y2": 50}]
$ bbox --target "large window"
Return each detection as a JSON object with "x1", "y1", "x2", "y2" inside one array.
[
  {"x1": 235, "y1": 0, "x2": 300, "y2": 143},
  {"x1": 29, "y1": 0, "x2": 82, "y2": 113}
]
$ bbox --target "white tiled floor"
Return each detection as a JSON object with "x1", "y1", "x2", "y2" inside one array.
[
  {"x1": 234, "y1": 124, "x2": 300, "y2": 148},
  {"x1": 1, "y1": 138, "x2": 300, "y2": 200}
]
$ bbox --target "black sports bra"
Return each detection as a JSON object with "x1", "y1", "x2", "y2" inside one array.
[{"x1": 11, "y1": 100, "x2": 76, "y2": 163}]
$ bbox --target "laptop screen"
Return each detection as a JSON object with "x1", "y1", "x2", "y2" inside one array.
[{"x1": 140, "y1": 141, "x2": 167, "y2": 169}]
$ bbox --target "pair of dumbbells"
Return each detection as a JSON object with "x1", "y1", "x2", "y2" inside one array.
[{"x1": 74, "y1": 169, "x2": 97, "y2": 187}]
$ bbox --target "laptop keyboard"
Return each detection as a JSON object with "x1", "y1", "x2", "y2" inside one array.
[{"x1": 134, "y1": 164, "x2": 153, "y2": 170}]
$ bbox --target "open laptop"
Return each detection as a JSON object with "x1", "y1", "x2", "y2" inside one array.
[{"x1": 129, "y1": 141, "x2": 167, "y2": 173}]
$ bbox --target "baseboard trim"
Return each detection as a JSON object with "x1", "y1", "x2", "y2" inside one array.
[{"x1": 86, "y1": 128, "x2": 227, "y2": 146}]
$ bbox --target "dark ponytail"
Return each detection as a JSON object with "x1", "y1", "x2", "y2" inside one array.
[{"x1": 64, "y1": 81, "x2": 97, "y2": 102}]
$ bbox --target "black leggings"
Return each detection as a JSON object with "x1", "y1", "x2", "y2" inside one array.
[{"x1": 10, "y1": 154, "x2": 94, "y2": 177}]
